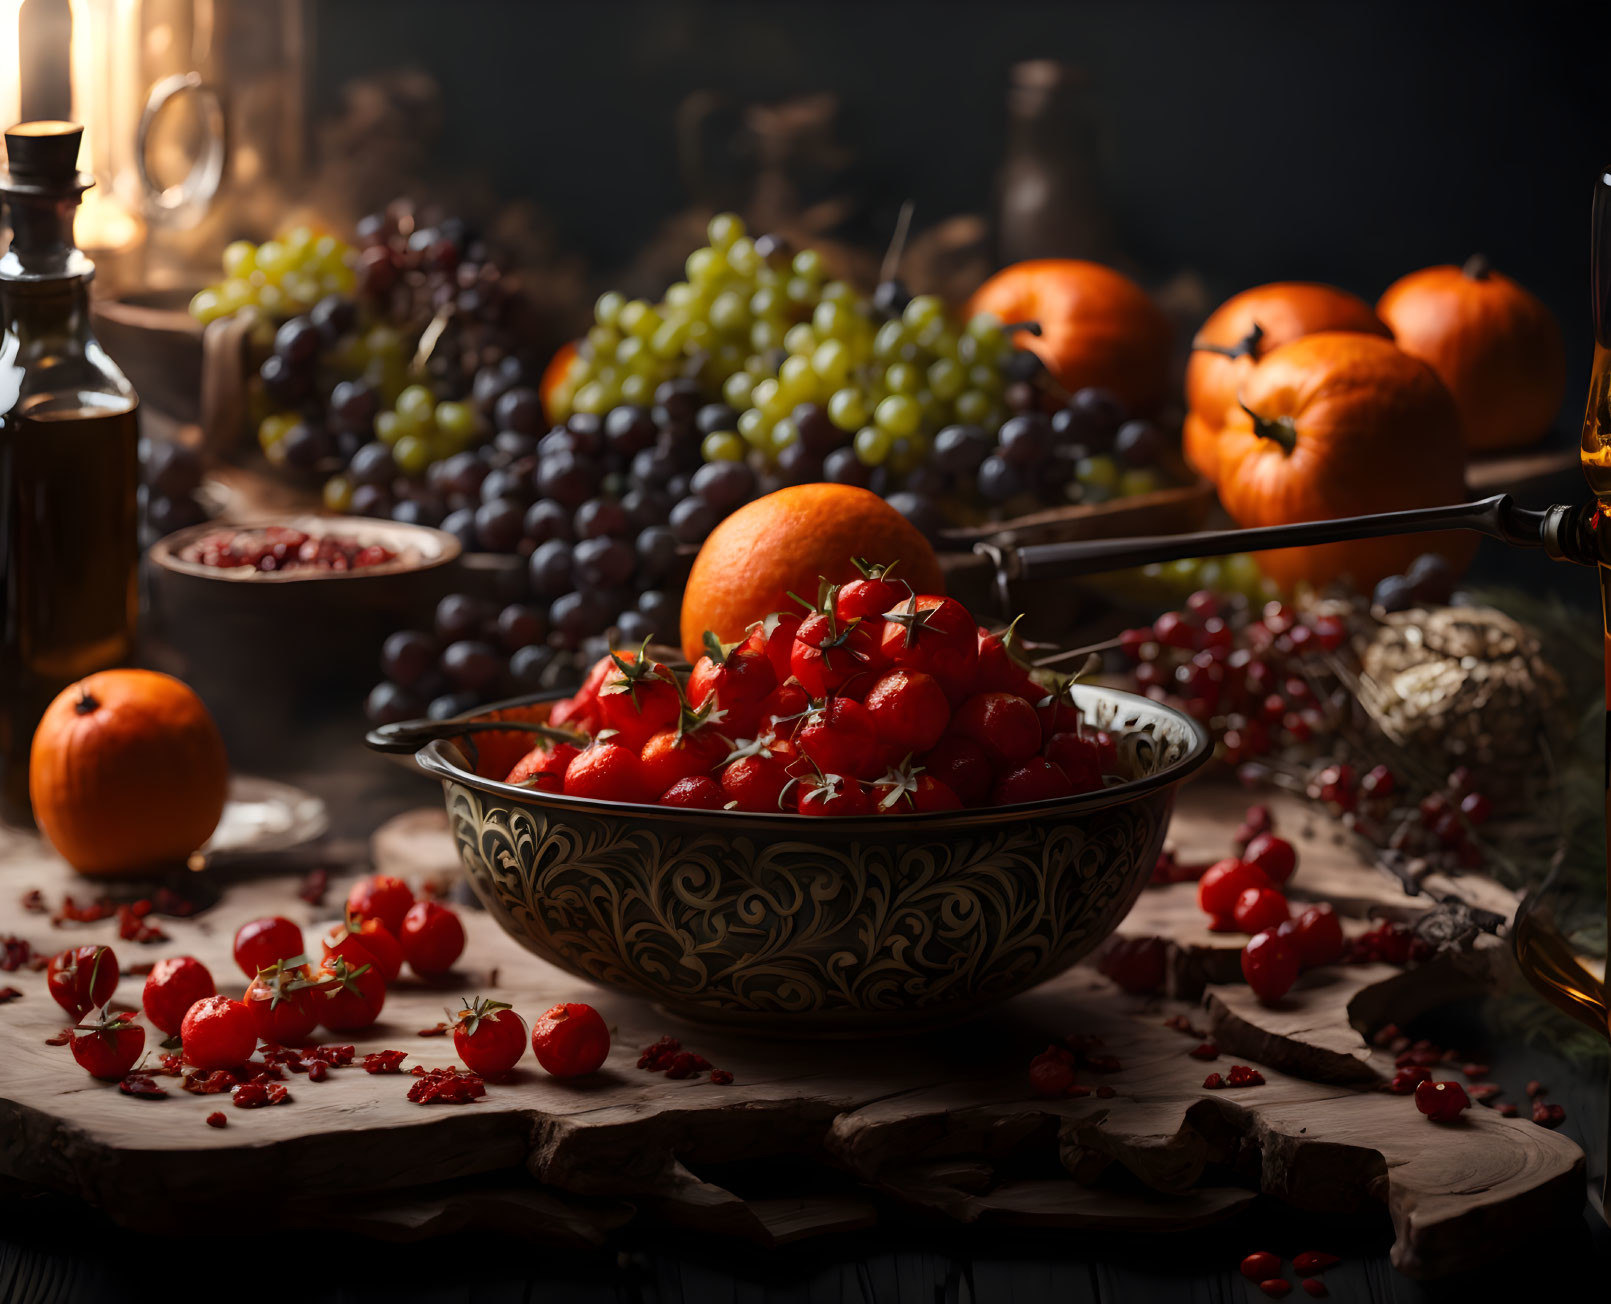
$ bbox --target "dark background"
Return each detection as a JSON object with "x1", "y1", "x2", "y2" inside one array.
[{"x1": 310, "y1": 0, "x2": 1611, "y2": 437}]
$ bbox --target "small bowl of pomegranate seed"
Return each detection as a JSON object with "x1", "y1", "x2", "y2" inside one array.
[
  {"x1": 151, "y1": 515, "x2": 459, "y2": 583},
  {"x1": 371, "y1": 678, "x2": 1211, "y2": 1035}
]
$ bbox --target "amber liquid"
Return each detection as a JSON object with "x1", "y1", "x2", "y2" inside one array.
[{"x1": 0, "y1": 395, "x2": 140, "y2": 822}]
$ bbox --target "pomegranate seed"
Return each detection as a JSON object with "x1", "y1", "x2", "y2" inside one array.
[
  {"x1": 1301, "y1": 1282, "x2": 1328, "y2": 1299},
  {"x1": 1532, "y1": 1102, "x2": 1566, "y2": 1128},
  {"x1": 1496, "y1": 1102, "x2": 1519, "y2": 1117},
  {"x1": 1185, "y1": 590, "x2": 1219, "y2": 619},
  {"x1": 1240, "y1": 1251, "x2": 1282, "y2": 1280},
  {"x1": 1094, "y1": 1085, "x2": 1116, "y2": 1098},
  {"x1": 1413, "y1": 1078, "x2": 1470, "y2": 1122},
  {"x1": 1467, "y1": 1083, "x2": 1502, "y2": 1102},
  {"x1": 1188, "y1": 1042, "x2": 1219, "y2": 1060},
  {"x1": 1119, "y1": 628, "x2": 1152, "y2": 661},
  {"x1": 1526, "y1": 1079, "x2": 1545, "y2": 1098},
  {"x1": 1418, "y1": 793, "x2": 1449, "y2": 825},
  {"x1": 1202, "y1": 1073, "x2": 1224, "y2": 1088},
  {"x1": 205, "y1": 1111, "x2": 227, "y2": 1128},
  {"x1": 1360, "y1": 764, "x2": 1395, "y2": 797},
  {"x1": 1458, "y1": 792, "x2": 1491, "y2": 826},
  {"x1": 1446, "y1": 766, "x2": 1474, "y2": 796},
  {"x1": 1461, "y1": 1063, "x2": 1489, "y2": 1079},
  {"x1": 1293, "y1": 1251, "x2": 1339, "y2": 1275},
  {"x1": 1312, "y1": 615, "x2": 1346, "y2": 650},
  {"x1": 1287, "y1": 623, "x2": 1314, "y2": 652},
  {"x1": 1259, "y1": 1279, "x2": 1292, "y2": 1298},
  {"x1": 1152, "y1": 611, "x2": 1196, "y2": 649},
  {"x1": 709, "y1": 1069, "x2": 734, "y2": 1085}
]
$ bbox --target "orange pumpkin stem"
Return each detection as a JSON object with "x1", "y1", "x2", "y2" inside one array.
[
  {"x1": 1462, "y1": 253, "x2": 1491, "y2": 281},
  {"x1": 1238, "y1": 399, "x2": 1298, "y2": 455},
  {"x1": 73, "y1": 683, "x2": 98, "y2": 716},
  {"x1": 1193, "y1": 320, "x2": 1264, "y2": 361},
  {"x1": 999, "y1": 319, "x2": 1043, "y2": 336}
]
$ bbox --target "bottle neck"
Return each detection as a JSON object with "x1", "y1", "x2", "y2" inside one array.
[
  {"x1": 0, "y1": 275, "x2": 93, "y2": 341},
  {"x1": 0, "y1": 186, "x2": 94, "y2": 285}
]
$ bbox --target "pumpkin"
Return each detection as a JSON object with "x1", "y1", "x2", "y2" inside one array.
[
  {"x1": 1184, "y1": 282, "x2": 1390, "y2": 481},
  {"x1": 30, "y1": 670, "x2": 229, "y2": 875},
  {"x1": 965, "y1": 259, "x2": 1172, "y2": 413},
  {"x1": 1376, "y1": 256, "x2": 1564, "y2": 453},
  {"x1": 1214, "y1": 332, "x2": 1473, "y2": 591}
]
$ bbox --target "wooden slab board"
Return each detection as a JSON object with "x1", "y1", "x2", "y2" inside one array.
[{"x1": 0, "y1": 783, "x2": 1581, "y2": 1278}]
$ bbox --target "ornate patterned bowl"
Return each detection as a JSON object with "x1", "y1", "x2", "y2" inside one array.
[{"x1": 371, "y1": 684, "x2": 1209, "y2": 1034}]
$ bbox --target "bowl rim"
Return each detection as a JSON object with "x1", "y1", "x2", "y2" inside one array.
[
  {"x1": 149, "y1": 513, "x2": 462, "y2": 583},
  {"x1": 408, "y1": 682, "x2": 1212, "y2": 828}
]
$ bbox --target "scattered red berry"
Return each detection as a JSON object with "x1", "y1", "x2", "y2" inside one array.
[
  {"x1": 1259, "y1": 1281, "x2": 1292, "y2": 1299},
  {"x1": 1300, "y1": 1282, "x2": 1327, "y2": 1299},
  {"x1": 205, "y1": 1111, "x2": 227, "y2": 1128},
  {"x1": 362, "y1": 1049, "x2": 409, "y2": 1074},
  {"x1": 452, "y1": 996, "x2": 527, "y2": 1077},
  {"x1": 399, "y1": 901, "x2": 465, "y2": 977},
  {"x1": 1096, "y1": 937, "x2": 1167, "y2": 995},
  {"x1": 1389, "y1": 1066, "x2": 1431, "y2": 1094},
  {"x1": 232, "y1": 917, "x2": 304, "y2": 979},
  {"x1": 244, "y1": 959, "x2": 321, "y2": 1045},
  {"x1": 140, "y1": 955, "x2": 215, "y2": 1037},
  {"x1": 1241, "y1": 929, "x2": 1300, "y2": 1002},
  {"x1": 314, "y1": 955, "x2": 387, "y2": 1031},
  {"x1": 1240, "y1": 1252, "x2": 1282, "y2": 1282},
  {"x1": 407, "y1": 1065, "x2": 486, "y2": 1104},
  {"x1": 1188, "y1": 1042, "x2": 1219, "y2": 1060},
  {"x1": 1413, "y1": 1078, "x2": 1470, "y2": 1122},
  {"x1": 46, "y1": 944, "x2": 118, "y2": 1020},
  {"x1": 1291, "y1": 904, "x2": 1344, "y2": 967},
  {"x1": 1242, "y1": 833, "x2": 1296, "y2": 886},
  {"x1": 1232, "y1": 886, "x2": 1290, "y2": 934},
  {"x1": 1293, "y1": 1251, "x2": 1339, "y2": 1275},
  {"x1": 70, "y1": 1010, "x2": 145, "y2": 1080},
  {"x1": 1197, "y1": 858, "x2": 1269, "y2": 919},
  {"x1": 181, "y1": 995, "x2": 256, "y2": 1070},
  {"x1": 531, "y1": 1002, "x2": 610, "y2": 1078}
]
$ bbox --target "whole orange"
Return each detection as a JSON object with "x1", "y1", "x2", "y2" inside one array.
[
  {"x1": 679, "y1": 484, "x2": 945, "y2": 662},
  {"x1": 30, "y1": 669, "x2": 230, "y2": 875}
]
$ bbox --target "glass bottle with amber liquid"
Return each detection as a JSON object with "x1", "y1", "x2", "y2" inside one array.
[{"x1": 0, "y1": 122, "x2": 139, "y2": 825}]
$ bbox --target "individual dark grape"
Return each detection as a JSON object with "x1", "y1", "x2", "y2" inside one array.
[
  {"x1": 494, "y1": 387, "x2": 544, "y2": 436},
  {"x1": 615, "y1": 610, "x2": 657, "y2": 647},
  {"x1": 904, "y1": 462, "x2": 948, "y2": 499},
  {"x1": 823, "y1": 446, "x2": 871, "y2": 487},
  {"x1": 508, "y1": 643, "x2": 554, "y2": 691},
  {"x1": 435, "y1": 593, "x2": 493, "y2": 644},
  {"x1": 436, "y1": 451, "x2": 488, "y2": 498},
  {"x1": 380, "y1": 630, "x2": 437, "y2": 686},
  {"x1": 474, "y1": 499, "x2": 525, "y2": 552},
  {"x1": 933, "y1": 424, "x2": 991, "y2": 476},
  {"x1": 349, "y1": 484, "x2": 392, "y2": 517},
  {"x1": 427, "y1": 691, "x2": 480, "y2": 721},
  {"x1": 495, "y1": 602, "x2": 547, "y2": 652},
  {"x1": 872, "y1": 278, "x2": 909, "y2": 318},
  {"x1": 310, "y1": 294, "x2": 357, "y2": 342},
  {"x1": 774, "y1": 440, "x2": 819, "y2": 486},
  {"x1": 537, "y1": 452, "x2": 598, "y2": 508},
  {"x1": 793, "y1": 403, "x2": 841, "y2": 457},
  {"x1": 479, "y1": 467, "x2": 530, "y2": 506},
  {"x1": 472, "y1": 355, "x2": 525, "y2": 416},
  {"x1": 274, "y1": 317, "x2": 322, "y2": 366},
  {"x1": 365, "y1": 681, "x2": 424, "y2": 726},
  {"x1": 1064, "y1": 387, "x2": 1126, "y2": 445},
  {"x1": 142, "y1": 439, "x2": 203, "y2": 498},
  {"x1": 621, "y1": 487, "x2": 670, "y2": 530},
  {"x1": 548, "y1": 590, "x2": 611, "y2": 648},
  {"x1": 754, "y1": 233, "x2": 791, "y2": 265},
  {"x1": 1372, "y1": 574, "x2": 1416, "y2": 613},
  {"x1": 997, "y1": 414, "x2": 1054, "y2": 467},
  {"x1": 328, "y1": 379, "x2": 378, "y2": 437},
  {"x1": 441, "y1": 640, "x2": 504, "y2": 692},
  {"x1": 565, "y1": 411, "x2": 605, "y2": 458},
  {"x1": 258, "y1": 354, "x2": 309, "y2": 407},
  {"x1": 1113, "y1": 419, "x2": 1167, "y2": 468},
  {"x1": 493, "y1": 430, "x2": 539, "y2": 459},
  {"x1": 575, "y1": 497, "x2": 630, "y2": 539},
  {"x1": 601, "y1": 404, "x2": 655, "y2": 460},
  {"x1": 573, "y1": 536, "x2": 636, "y2": 587},
  {"x1": 527, "y1": 539, "x2": 575, "y2": 598},
  {"x1": 636, "y1": 525, "x2": 678, "y2": 582},
  {"x1": 977, "y1": 454, "x2": 1024, "y2": 503},
  {"x1": 280, "y1": 423, "x2": 333, "y2": 470},
  {"x1": 1003, "y1": 381, "x2": 1040, "y2": 414},
  {"x1": 1404, "y1": 553, "x2": 1455, "y2": 605},
  {"x1": 349, "y1": 442, "x2": 397, "y2": 487},
  {"x1": 669, "y1": 495, "x2": 718, "y2": 544},
  {"x1": 1041, "y1": 450, "x2": 1078, "y2": 496},
  {"x1": 654, "y1": 378, "x2": 701, "y2": 423},
  {"x1": 691, "y1": 460, "x2": 756, "y2": 512},
  {"x1": 885, "y1": 492, "x2": 944, "y2": 537},
  {"x1": 539, "y1": 427, "x2": 581, "y2": 459},
  {"x1": 1003, "y1": 349, "x2": 1045, "y2": 382},
  {"x1": 638, "y1": 587, "x2": 675, "y2": 623},
  {"x1": 439, "y1": 507, "x2": 477, "y2": 550},
  {"x1": 522, "y1": 499, "x2": 572, "y2": 544},
  {"x1": 630, "y1": 444, "x2": 678, "y2": 488},
  {"x1": 695, "y1": 403, "x2": 740, "y2": 437}
]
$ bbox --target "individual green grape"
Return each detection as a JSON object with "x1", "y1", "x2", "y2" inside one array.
[
  {"x1": 571, "y1": 380, "x2": 612, "y2": 414},
  {"x1": 393, "y1": 433, "x2": 433, "y2": 476},
  {"x1": 812, "y1": 300, "x2": 856, "y2": 340},
  {"x1": 783, "y1": 322, "x2": 817, "y2": 356},
  {"x1": 618, "y1": 299, "x2": 658, "y2": 338},
  {"x1": 737, "y1": 408, "x2": 770, "y2": 445},
  {"x1": 811, "y1": 339, "x2": 851, "y2": 388},
  {"x1": 710, "y1": 290, "x2": 750, "y2": 333},
  {"x1": 374, "y1": 410, "x2": 405, "y2": 445},
  {"x1": 586, "y1": 324, "x2": 619, "y2": 355},
  {"x1": 1118, "y1": 468, "x2": 1161, "y2": 498},
  {"x1": 258, "y1": 412, "x2": 297, "y2": 449},
  {"x1": 770, "y1": 416, "x2": 800, "y2": 451},
  {"x1": 750, "y1": 320, "x2": 783, "y2": 352},
  {"x1": 854, "y1": 424, "x2": 893, "y2": 466},
  {"x1": 1221, "y1": 553, "x2": 1266, "y2": 596},
  {"x1": 954, "y1": 389, "x2": 992, "y2": 424},
  {"x1": 322, "y1": 475, "x2": 353, "y2": 513},
  {"x1": 664, "y1": 281, "x2": 698, "y2": 312},
  {"x1": 686, "y1": 246, "x2": 727, "y2": 284},
  {"x1": 915, "y1": 320, "x2": 954, "y2": 354},
  {"x1": 727, "y1": 236, "x2": 759, "y2": 277},
  {"x1": 188, "y1": 288, "x2": 224, "y2": 323},
  {"x1": 873, "y1": 320, "x2": 909, "y2": 361},
  {"x1": 1076, "y1": 454, "x2": 1119, "y2": 492},
  {"x1": 650, "y1": 319, "x2": 687, "y2": 359},
  {"x1": 435, "y1": 401, "x2": 479, "y2": 444},
  {"x1": 750, "y1": 378, "x2": 781, "y2": 412},
  {"x1": 214, "y1": 278, "x2": 254, "y2": 315},
  {"x1": 874, "y1": 394, "x2": 921, "y2": 437},
  {"x1": 884, "y1": 362, "x2": 921, "y2": 395},
  {"x1": 614, "y1": 335, "x2": 647, "y2": 369},
  {"x1": 396, "y1": 385, "x2": 436, "y2": 425},
  {"x1": 684, "y1": 319, "x2": 712, "y2": 350},
  {"x1": 792, "y1": 248, "x2": 823, "y2": 279},
  {"x1": 777, "y1": 354, "x2": 816, "y2": 397},
  {"x1": 750, "y1": 286, "x2": 782, "y2": 320},
  {"x1": 702, "y1": 430, "x2": 747, "y2": 462},
  {"x1": 595, "y1": 290, "x2": 625, "y2": 326},
  {"x1": 927, "y1": 357, "x2": 965, "y2": 400},
  {"x1": 827, "y1": 387, "x2": 869, "y2": 431},
  {"x1": 784, "y1": 276, "x2": 816, "y2": 304},
  {"x1": 708, "y1": 212, "x2": 745, "y2": 250},
  {"x1": 819, "y1": 279, "x2": 856, "y2": 307},
  {"x1": 619, "y1": 373, "x2": 654, "y2": 405},
  {"x1": 723, "y1": 370, "x2": 756, "y2": 408},
  {"x1": 253, "y1": 240, "x2": 293, "y2": 281},
  {"x1": 902, "y1": 295, "x2": 945, "y2": 331},
  {"x1": 222, "y1": 240, "x2": 256, "y2": 279}
]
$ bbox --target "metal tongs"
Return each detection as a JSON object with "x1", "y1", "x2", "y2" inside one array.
[{"x1": 974, "y1": 492, "x2": 1603, "y2": 608}]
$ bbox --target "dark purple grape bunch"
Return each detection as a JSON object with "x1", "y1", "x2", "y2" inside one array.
[
  {"x1": 1371, "y1": 553, "x2": 1458, "y2": 614},
  {"x1": 138, "y1": 437, "x2": 210, "y2": 545}
]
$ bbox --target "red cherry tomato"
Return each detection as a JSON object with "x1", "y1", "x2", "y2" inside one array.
[
  {"x1": 596, "y1": 650, "x2": 681, "y2": 748},
  {"x1": 990, "y1": 757, "x2": 1074, "y2": 806},
  {"x1": 797, "y1": 773, "x2": 872, "y2": 816},
  {"x1": 1232, "y1": 886, "x2": 1291, "y2": 934},
  {"x1": 1243, "y1": 833, "x2": 1297, "y2": 886},
  {"x1": 232, "y1": 916, "x2": 306, "y2": 979},
  {"x1": 46, "y1": 944, "x2": 119, "y2": 1020},
  {"x1": 639, "y1": 726, "x2": 730, "y2": 797},
  {"x1": 1196, "y1": 858, "x2": 1270, "y2": 919},
  {"x1": 1293, "y1": 904, "x2": 1345, "y2": 967},
  {"x1": 399, "y1": 901, "x2": 465, "y2": 978},
  {"x1": 974, "y1": 622, "x2": 1039, "y2": 699},
  {"x1": 530, "y1": 1002, "x2": 611, "y2": 1078},
  {"x1": 795, "y1": 697, "x2": 883, "y2": 780},
  {"x1": 952, "y1": 691, "x2": 1041, "y2": 766},
  {"x1": 790, "y1": 612, "x2": 883, "y2": 698},
  {"x1": 70, "y1": 1011, "x2": 145, "y2": 1080},
  {"x1": 658, "y1": 775, "x2": 727, "y2": 809},
  {"x1": 756, "y1": 612, "x2": 802, "y2": 684},
  {"x1": 862, "y1": 669, "x2": 951, "y2": 755},
  {"x1": 833, "y1": 565, "x2": 909, "y2": 623},
  {"x1": 181, "y1": 995, "x2": 258, "y2": 1069},
  {"x1": 141, "y1": 955, "x2": 215, "y2": 1037},
  {"x1": 506, "y1": 742, "x2": 580, "y2": 791},
  {"x1": 314, "y1": 955, "x2": 387, "y2": 1031},
  {"x1": 346, "y1": 874, "x2": 414, "y2": 936},
  {"x1": 452, "y1": 997, "x2": 527, "y2": 1077},
  {"x1": 564, "y1": 740, "x2": 648, "y2": 804},
  {"x1": 1043, "y1": 732, "x2": 1108, "y2": 793},
  {"x1": 324, "y1": 916, "x2": 404, "y2": 985},
  {"x1": 870, "y1": 770, "x2": 962, "y2": 813},
  {"x1": 244, "y1": 960, "x2": 321, "y2": 1045},
  {"x1": 919, "y1": 735, "x2": 994, "y2": 807},
  {"x1": 1241, "y1": 928, "x2": 1300, "y2": 1001},
  {"x1": 719, "y1": 749, "x2": 794, "y2": 813},
  {"x1": 878, "y1": 595, "x2": 979, "y2": 701},
  {"x1": 687, "y1": 634, "x2": 776, "y2": 723}
]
